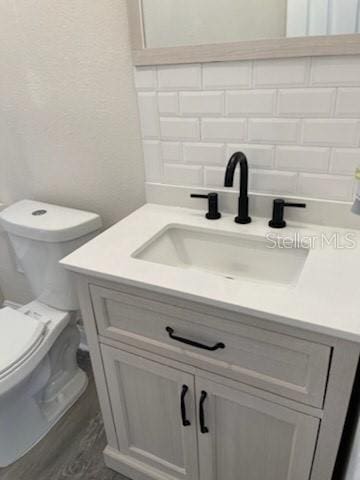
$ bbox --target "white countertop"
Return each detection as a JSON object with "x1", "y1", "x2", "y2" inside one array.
[{"x1": 61, "y1": 204, "x2": 360, "y2": 343}]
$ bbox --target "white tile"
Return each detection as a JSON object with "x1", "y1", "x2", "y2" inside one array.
[
  {"x1": 276, "y1": 146, "x2": 330, "y2": 172},
  {"x1": 161, "y1": 142, "x2": 182, "y2": 162},
  {"x1": 335, "y1": 88, "x2": 360, "y2": 117},
  {"x1": 277, "y1": 89, "x2": 335, "y2": 117},
  {"x1": 158, "y1": 93, "x2": 179, "y2": 115},
  {"x1": 302, "y1": 119, "x2": 360, "y2": 147},
  {"x1": 201, "y1": 118, "x2": 247, "y2": 141},
  {"x1": 202, "y1": 61, "x2": 251, "y2": 89},
  {"x1": 298, "y1": 173, "x2": 354, "y2": 201},
  {"x1": 311, "y1": 56, "x2": 360, "y2": 86},
  {"x1": 158, "y1": 64, "x2": 201, "y2": 90},
  {"x1": 204, "y1": 167, "x2": 227, "y2": 187},
  {"x1": 226, "y1": 145, "x2": 274, "y2": 169},
  {"x1": 250, "y1": 170, "x2": 298, "y2": 195},
  {"x1": 253, "y1": 58, "x2": 309, "y2": 87},
  {"x1": 143, "y1": 141, "x2": 162, "y2": 183},
  {"x1": 160, "y1": 118, "x2": 200, "y2": 140},
  {"x1": 134, "y1": 67, "x2": 157, "y2": 90},
  {"x1": 180, "y1": 92, "x2": 224, "y2": 116},
  {"x1": 163, "y1": 164, "x2": 203, "y2": 186},
  {"x1": 248, "y1": 119, "x2": 299, "y2": 144},
  {"x1": 183, "y1": 143, "x2": 225, "y2": 165},
  {"x1": 330, "y1": 149, "x2": 360, "y2": 175},
  {"x1": 137, "y1": 92, "x2": 160, "y2": 138},
  {"x1": 226, "y1": 90, "x2": 276, "y2": 116}
]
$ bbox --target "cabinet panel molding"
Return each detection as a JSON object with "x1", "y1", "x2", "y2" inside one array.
[
  {"x1": 101, "y1": 345, "x2": 199, "y2": 480},
  {"x1": 196, "y1": 377, "x2": 320, "y2": 480},
  {"x1": 73, "y1": 274, "x2": 360, "y2": 480},
  {"x1": 91, "y1": 284, "x2": 331, "y2": 407}
]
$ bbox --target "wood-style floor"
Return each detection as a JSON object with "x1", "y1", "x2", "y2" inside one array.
[{"x1": 0, "y1": 351, "x2": 129, "y2": 480}]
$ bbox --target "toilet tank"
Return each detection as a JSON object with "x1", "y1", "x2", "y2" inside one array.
[{"x1": 0, "y1": 200, "x2": 102, "y2": 310}]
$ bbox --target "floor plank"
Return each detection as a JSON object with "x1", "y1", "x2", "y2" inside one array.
[{"x1": 0, "y1": 352, "x2": 129, "y2": 480}]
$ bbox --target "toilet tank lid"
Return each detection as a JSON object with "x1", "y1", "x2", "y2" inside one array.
[{"x1": 0, "y1": 200, "x2": 102, "y2": 242}]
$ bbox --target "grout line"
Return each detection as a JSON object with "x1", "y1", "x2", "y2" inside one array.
[
  {"x1": 306, "y1": 57, "x2": 312, "y2": 87},
  {"x1": 328, "y1": 148, "x2": 334, "y2": 174},
  {"x1": 249, "y1": 60, "x2": 255, "y2": 89},
  {"x1": 295, "y1": 172, "x2": 301, "y2": 195},
  {"x1": 154, "y1": 66, "x2": 159, "y2": 90},
  {"x1": 274, "y1": 89, "x2": 279, "y2": 117},
  {"x1": 331, "y1": 87, "x2": 338, "y2": 117}
]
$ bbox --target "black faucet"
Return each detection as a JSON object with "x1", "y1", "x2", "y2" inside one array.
[{"x1": 224, "y1": 152, "x2": 251, "y2": 224}]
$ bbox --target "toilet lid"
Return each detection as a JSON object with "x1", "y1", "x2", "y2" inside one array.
[{"x1": 0, "y1": 307, "x2": 47, "y2": 377}]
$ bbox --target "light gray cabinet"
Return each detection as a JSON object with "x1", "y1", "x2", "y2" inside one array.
[
  {"x1": 196, "y1": 378, "x2": 319, "y2": 480},
  {"x1": 101, "y1": 344, "x2": 319, "y2": 480},
  {"x1": 75, "y1": 278, "x2": 360, "y2": 480},
  {"x1": 101, "y1": 345, "x2": 199, "y2": 480},
  {"x1": 90, "y1": 285, "x2": 331, "y2": 408}
]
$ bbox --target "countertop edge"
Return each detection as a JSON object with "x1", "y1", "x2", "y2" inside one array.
[{"x1": 62, "y1": 261, "x2": 360, "y2": 344}]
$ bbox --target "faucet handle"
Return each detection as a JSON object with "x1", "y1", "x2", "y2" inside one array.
[
  {"x1": 190, "y1": 192, "x2": 221, "y2": 220},
  {"x1": 269, "y1": 198, "x2": 306, "y2": 229}
]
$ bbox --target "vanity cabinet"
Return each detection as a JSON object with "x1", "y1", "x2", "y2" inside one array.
[
  {"x1": 90, "y1": 285, "x2": 331, "y2": 408},
  {"x1": 101, "y1": 345, "x2": 319, "y2": 480},
  {"x1": 197, "y1": 377, "x2": 319, "y2": 480},
  {"x1": 101, "y1": 345, "x2": 199, "y2": 480},
  {"x1": 75, "y1": 278, "x2": 360, "y2": 480}
]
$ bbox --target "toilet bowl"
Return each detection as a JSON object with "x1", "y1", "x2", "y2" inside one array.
[{"x1": 0, "y1": 200, "x2": 102, "y2": 467}]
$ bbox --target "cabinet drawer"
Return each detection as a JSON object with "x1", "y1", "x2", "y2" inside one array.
[{"x1": 90, "y1": 284, "x2": 331, "y2": 407}]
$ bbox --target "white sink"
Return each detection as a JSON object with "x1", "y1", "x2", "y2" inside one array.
[{"x1": 132, "y1": 225, "x2": 309, "y2": 286}]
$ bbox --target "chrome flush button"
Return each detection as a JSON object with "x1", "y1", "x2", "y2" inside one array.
[{"x1": 32, "y1": 209, "x2": 47, "y2": 216}]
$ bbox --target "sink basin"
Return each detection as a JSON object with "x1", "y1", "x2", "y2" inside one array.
[{"x1": 132, "y1": 225, "x2": 309, "y2": 286}]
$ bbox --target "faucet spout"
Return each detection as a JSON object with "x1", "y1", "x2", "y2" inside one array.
[{"x1": 224, "y1": 152, "x2": 251, "y2": 224}]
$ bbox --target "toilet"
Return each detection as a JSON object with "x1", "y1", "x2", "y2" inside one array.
[{"x1": 0, "y1": 199, "x2": 102, "y2": 467}]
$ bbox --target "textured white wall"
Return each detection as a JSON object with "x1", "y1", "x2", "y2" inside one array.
[{"x1": 0, "y1": 0, "x2": 145, "y2": 303}]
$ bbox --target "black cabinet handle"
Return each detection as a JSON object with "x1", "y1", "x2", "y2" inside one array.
[
  {"x1": 181, "y1": 385, "x2": 191, "y2": 427},
  {"x1": 166, "y1": 327, "x2": 225, "y2": 352},
  {"x1": 199, "y1": 391, "x2": 209, "y2": 434}
]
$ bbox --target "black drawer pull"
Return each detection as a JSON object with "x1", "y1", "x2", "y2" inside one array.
[
  {"x1": 199, "y1": 390, "x2": 209, "y2": 434},
  {"x1": 181, "y1": 385, "x2": 191, "y2": 427},
  {"x1": 166, "y1": 327, "x2": 225, "y2": 352}
]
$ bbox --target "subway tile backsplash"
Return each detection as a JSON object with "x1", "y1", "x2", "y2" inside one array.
[{"x1": 135, "y1": 56, "x2": 360, "y2": 202}]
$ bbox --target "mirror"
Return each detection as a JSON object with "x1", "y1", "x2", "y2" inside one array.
[{"x1": 140, "y1": 0, "x2": 360, "y2": 49}]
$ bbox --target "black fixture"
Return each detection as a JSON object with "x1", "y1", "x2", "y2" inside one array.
[
  {"x1": 190, "y1": 192, "x2": 221, "y2": 220},
  {"x1": 224, "y1": 152, "x2": 251, "y2": 224},
  {"x1": 165, "y1": 327, "x2": 225, "y2": 352},
  {"x1": 180, "y1": 385, "x2": 191, "y2": 427},
  {"x1": 199, "y1": 391, "x2": 209, "y2": 434},
  {"x1": 269, "y1": 198, "x2": 306, "y2": 229}
]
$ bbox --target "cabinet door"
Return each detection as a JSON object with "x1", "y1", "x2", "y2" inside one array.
[
  {"x1": 101, "y1": 345, "x2": 199, "y2": 480},
  {"x1": 196, "y1": 378, "x2": 319, "y2": 480}
]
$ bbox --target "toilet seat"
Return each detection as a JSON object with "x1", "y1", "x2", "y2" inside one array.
[
  {"x1": 0, "y1": 302, "x2": 71, "y2": 397},
  {"x1": 0, "y1": 307, "x2": 47, "y2": 380}
]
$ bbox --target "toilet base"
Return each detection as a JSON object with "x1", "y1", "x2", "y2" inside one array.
[
  {"x1": 14, "y1": 368, "x2": 89, "y2": 468},
  {"x1": 0, "y1": 366, "x2": 88, "y2": 467},
  {"x1": 0, "y1": 322, "x2": 88, "y2": 467}
]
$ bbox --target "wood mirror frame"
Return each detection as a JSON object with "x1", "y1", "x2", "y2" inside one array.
[{"x1": 127, "y1": 0, "x2": 360, "y2": 66}]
